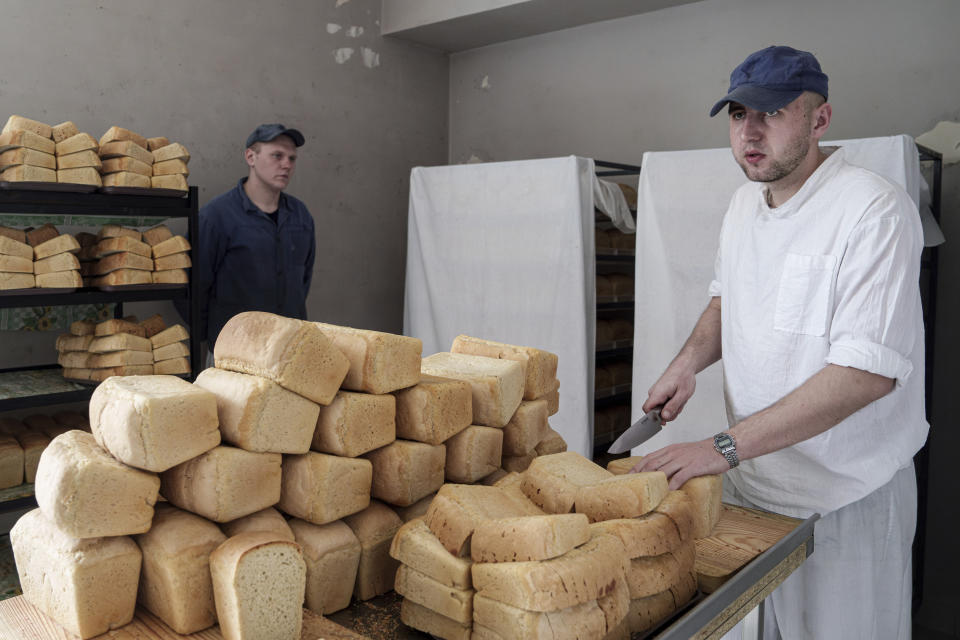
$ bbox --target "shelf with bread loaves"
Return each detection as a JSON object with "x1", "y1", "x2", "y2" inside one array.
[
  {"x1": 593, "y1": 161, "x2": 640, "y2": 465},
  {"x1": 0, "y1": 184, "x2": 200, "y2": 412}
]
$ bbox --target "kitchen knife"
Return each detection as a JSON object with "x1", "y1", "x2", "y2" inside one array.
[{"x1": 607, "y1": 408, "x2": 663, "y2": 454}]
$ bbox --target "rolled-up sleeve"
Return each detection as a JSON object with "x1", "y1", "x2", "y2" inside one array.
[{"x1": 826, "y1": 190, "x2": 923, "y2": 386}]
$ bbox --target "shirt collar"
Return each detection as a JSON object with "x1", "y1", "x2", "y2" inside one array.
[
  {"x1": 235, "y1": 177, "x2": 289, "y2": 216},
  {"x1": 759, "y1": 146, "x2": 844, "y2": 217}
]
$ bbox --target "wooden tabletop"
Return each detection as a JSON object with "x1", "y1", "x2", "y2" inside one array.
[
  {"x1": 0, "y1": 503, "x2": 804, "y2": 640},
  {"x1": 0, "y1": 597, "x2": 370, "y2": 640}
]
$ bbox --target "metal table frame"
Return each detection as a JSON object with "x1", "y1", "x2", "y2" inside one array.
[{"x1": 653, "y1": 514, "x2": 818, "y2": 639}]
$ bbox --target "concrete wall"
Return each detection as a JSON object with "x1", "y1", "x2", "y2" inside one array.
[
  {"x1": 448, "y1": 0, "x2": 960, "y2": 634},
  {"x1": 0, "y1": 0, "x2": 448, "y2": 368}
]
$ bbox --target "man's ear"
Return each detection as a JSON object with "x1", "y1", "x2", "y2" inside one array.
[
  {"x1": 812, "y1": 103, "x2": 832, "y2": 140},
  {"x1": 244, "y1": 147, "x2": 256, "y2": 167}
]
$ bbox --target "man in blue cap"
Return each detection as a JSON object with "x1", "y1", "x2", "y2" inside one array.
[
  {"x1": 636, "y1": 47, "x2": 924, "y2": 638},
  {"x1": 195, "y1": 124, "x2": 316, "y2": 361}
]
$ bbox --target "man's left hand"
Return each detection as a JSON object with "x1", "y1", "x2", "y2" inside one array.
[{"x1": 632, "y1": 440, "x2": 729, "y2": 490}]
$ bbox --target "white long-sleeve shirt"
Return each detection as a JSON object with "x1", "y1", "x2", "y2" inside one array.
[{"x1": 708, "y1": 147, "x2": 928, "y2": 518}]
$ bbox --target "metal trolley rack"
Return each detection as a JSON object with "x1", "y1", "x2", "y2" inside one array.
[{"x1": 0, "y1": 186, "x2": 201, "y2": 519}]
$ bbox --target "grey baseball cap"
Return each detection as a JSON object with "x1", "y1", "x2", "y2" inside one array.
[{"x1": 245, "y1": 123, "x2": 305, "y2": 148}]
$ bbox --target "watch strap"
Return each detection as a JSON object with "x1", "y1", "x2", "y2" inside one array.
[{"x1": 713, "y1": 432, "x2": 740, "y2": 469}]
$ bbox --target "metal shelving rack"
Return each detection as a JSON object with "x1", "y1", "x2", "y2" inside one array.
[
  {"x1": 913, "y1": 143, "x2": 942, "y2": 613},
  {"x1": 593, "y1": 160, "x2": 641, "y2": 462},
  {"x1": 0, "y1": 185, "x2": 201, "y2": 412}
]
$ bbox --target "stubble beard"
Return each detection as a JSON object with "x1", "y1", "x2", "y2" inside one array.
[{"x1": 737, "y1": 129, "x2": 811, "y2": 183}]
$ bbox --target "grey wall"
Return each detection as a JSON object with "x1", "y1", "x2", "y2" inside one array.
[
  {"x1": 448, "y1": 0, "x2": 960, "y2": 634},
  {"x1": 0, "y1": 0, "x2": 448, "y2": 369}
]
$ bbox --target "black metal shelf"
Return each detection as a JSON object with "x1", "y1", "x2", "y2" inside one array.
[
  {"x1": 0, "y1": 186, "x2": 201, "y2": 415},
  {"x1": 596, "y1": 342, "x2": 633, "y2": 361},
  {"x1": 595, "y1": 249, "x2": 636, "y2": 264},
  {"x1": 0, "y1": 388, "x2": 95, "y2": 412},
  {"x1": 0, "y1": 286, "x2": 187, "y2": 309},
  {"x1": 593, "y1": 160, "x2": 640, "y2": 459},
  {"x1": 0, "y1": 185, "x2": 197, "y2": 217}
]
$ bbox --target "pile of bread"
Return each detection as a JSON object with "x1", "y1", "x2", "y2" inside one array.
[
  {"x1": 596, "y1": 272, "x2": 634, "y2": 299},
  {"x1": 393, "y1": 449, "x2": 720, "y2": 640},
  {"x1": 0, "y1": 115, "x2": 189, "y2": 191},
  {"x1": 595, "y1": 228, "x2": 636, "y2": 253},
  {"x1": 77, "y1": 223, "x2": 191, "y2": 287},
  {"x1": 10, "y1": 312, "x2": 568, "y2": 639},
  {"x1": 0, "y1": 411, "x2": 87, "y2": 489},
  {"x1": 596, "y1": 317, "x2": 633, "y2": 346},
  {"x1": 0, "y1": 224, "x2": 83, "y2": 289},
  {"x1": 0, "y1": 220, "x2": 190, "y2": 290},
  {"x1": 57, "y1": 314, "x2": 190, "y2": 381}
]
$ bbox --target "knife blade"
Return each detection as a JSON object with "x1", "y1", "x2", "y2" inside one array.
[{"x1": 607, "y1": 408, "x2": 663, "y2": 454}]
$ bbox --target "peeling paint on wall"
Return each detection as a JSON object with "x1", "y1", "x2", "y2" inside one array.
[
  {"x1": 326, "y1": 23, "x2": 342, "y2": 34},
  {"x1": 481, "y1": 75, "x2": 491, "y2": 90},
  {"x1": 335, "y1": 0, "x2": 351, "y2": 6},
  {"x1": 346, "y1": 26, "x2": 364, "y2": 37},
  {"x1": 361, "y1": 47, "x2": 380, "y2": 69},
  {"x1": 334, "y1": 47, "x2": 354, "y2": 64}
]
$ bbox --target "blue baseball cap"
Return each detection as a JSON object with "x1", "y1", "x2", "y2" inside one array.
[
  {"x1": 245, "y1": 123, "x2": 305, "y2": 148},
  {"x1": 709, "y1": 46, "x2": 828, "y2": 117}
]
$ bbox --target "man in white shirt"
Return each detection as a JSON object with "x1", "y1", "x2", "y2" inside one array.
[{"x1": 635, "y1": 46, "x2": 926, "y2": 639}]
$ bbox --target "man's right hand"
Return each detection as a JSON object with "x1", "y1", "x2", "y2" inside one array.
[
  {"x1": 641, "y1": 297, "x2": 721, "y2": 422},
  {"x1": 642, "y1": 363, "x2": 696, "y2": 422}
]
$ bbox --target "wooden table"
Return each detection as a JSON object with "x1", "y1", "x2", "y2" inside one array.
[
  {"x1": 0, "y1": 599, "x2": 368, "y2": 639},
  {"x1": 0, "y1": 504, "x2": 816, "y2": 640}
]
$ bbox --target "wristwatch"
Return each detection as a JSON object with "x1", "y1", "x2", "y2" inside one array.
[{"x1": 713, "y1": 432, "x2": 740, "y2": 469}]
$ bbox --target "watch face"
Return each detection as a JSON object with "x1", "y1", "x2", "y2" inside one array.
[{"x1": 716, "y1": 434, "x2": 733, "y2": 449}]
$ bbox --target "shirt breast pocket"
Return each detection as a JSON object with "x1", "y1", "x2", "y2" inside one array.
[
  {"x1": 773, "y1": 253, "x2": 837, "y2": 337},
  {"x1": 286, "y1": 227, "x2": 312, "y2": 263}
]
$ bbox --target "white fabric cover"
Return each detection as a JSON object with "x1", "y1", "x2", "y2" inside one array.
[
  {"x1": 630, "y1": 135, "x2": 927, "y2": 455},
  {"x1": 404, "y1": 156, "x2": 596, "y2": 457},
  {"x1": 593, "y1": 178, "x2": 636, "y2": 233}
]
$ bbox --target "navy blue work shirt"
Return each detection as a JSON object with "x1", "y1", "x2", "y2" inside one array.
[{"x1": 196, "y1": 178, "x2": 316, "y2": 347}]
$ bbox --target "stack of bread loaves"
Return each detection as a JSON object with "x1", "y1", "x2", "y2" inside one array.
[
  {"x1": 0, "y1": 225, "x2": 34, "y2": 290},
  {"x1": 391, "y1": 479, "x2": 631, "y2": 640},
  {"x1": 10, "y1": 374, "x2": 222, "y2": 638},
  {"x1": 99, "y1": 126, "x2": 155, "y2": 189},
  {"x1": 146, "y1": 225, "x2": 192, "y2": 285},
  {"x1": 53, "y1": 121, "x2": 102, "y2": 187},
  {"x1": 0, "y1": 116, "x2": 57, "y2": 183},
  {"x1": 186, "y1": 312, "x2": 424, "y2": 632},
  {"x1": 150, "y1": 141, "x2": 190, "y2": 192},
  {"x1": 30, "y1": 224, "x2": 82, "y2": 289},
  {"x1": 419, "y1": 335, "x2": 561, "y2": 478},
  {"x1": 148, "y1": 319, "x2": 192, "y2": 375},
  {"x1": 57, "y1": 315, "x2": 175, "y2": 380},
  {"x1": 496, "y1": 450, "x2": 723, "y2": 635},
  {"x1": 92, "y1": 224, "x2": 153, "y2": 287},
  {"x1": 86, "y1": 317, "x2": 154, "y2": 381},
  {"x1": 0, "y1": 412, "x2": 90, "y2": 490},
  {"x1": 300, "y1": 321, "x2": 423, "y2": 604}
]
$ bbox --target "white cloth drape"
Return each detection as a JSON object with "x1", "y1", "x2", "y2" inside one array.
[
  {"x1": 630, "y1": 135, "x2": 928, "y2": 452},
  {"x1": 404, "y1": 156, "x2": 596, "y2": 457}
]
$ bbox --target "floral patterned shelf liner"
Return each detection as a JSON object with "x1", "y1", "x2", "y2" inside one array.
[{"x1": 0, "y1": 369, "x2": 84, "y2": 401}]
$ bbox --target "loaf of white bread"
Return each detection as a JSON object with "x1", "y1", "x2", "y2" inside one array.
[
  {"x1": 10, "y1": 508, "x2": 142, "y2": 639},
  {"x1": 0, "y1": 116, "x2": 56, "y2": 183},
  {"x1": 209, "y1": 531, "x2": 306, "y2": 640}
]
